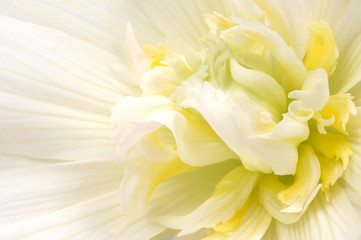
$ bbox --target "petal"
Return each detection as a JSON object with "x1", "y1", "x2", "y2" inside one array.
[
  {"x1": 330, "y1": 34, "x2": 361, "y2": 96},
  {"x1": 278, "y1": 144, "x2": 321, "y2": 213},
  {"x1": 119, "y1": 157, "x2": 191, "y2": 218},
  {"x1": 276, "y1": 184, "x2": 361, "y2": 240},
  {"x1": 112, "y1": 95, "x2": 237, "y2": 166},
  {"x1": 254, "y1": 0, "x2": 309, "y2": 59},
  {"x1": 202, "y1": 198, "x2": 272, "y2": 240},
  {"x1": 229, "y1": 58, "x2": 287, "y2": 120},
  {"x1": 183, "y1": 82, "x2": 306, "y2": 174},
  {"x1": 259, "y1": 175, "x2": 306, "y2": 224},
  {"x1": 132, "y1": 0, "x2": 257, "y2": 50},
  {"x1": 232, "y1": 18, "x2": 307, "y2": 93},
  {"x1": 0, "y1": 191, "x2": 124, "y2": 240},
  {"x1": 288, "y1": 68, "x2": 329, "y2": 121},
  {"x1": 0, "y1": 0, "x2": 162, "y2": 55},
  {"x1": 0, "y1": 160, "x2": 124, "y2": 238},
  {"x1": 156, "y1": 165, "x2": 260, "y2": 236},
  {"x1": 343, "y1": 107, "x2": 361, "y2": 196},
  {"x1": 119, "y1": 160, "x2": 240, "y2": 240}
]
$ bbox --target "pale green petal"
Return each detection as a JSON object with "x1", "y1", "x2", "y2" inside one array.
[
  {"x1": 276, "y1": 184, "x2": 361, "y2": 240},
  {"x1": 232, "y1": 18, "x2": 307, "y2": 93},
  {"x1": 183, "y1": 82, "x2": 306, "y2": 174},
  {"x1": 118, "y1": 160, "x2": 240, "y2": 240},
  {"x1": 254, "y1": 0, "x2": 309, "y2": 59},
  {"x1": 229, "y1": 58, "x2": 287, "y2": 120},
  {"x1": 155, "y1": 165, "x2": 260, "y2": 236},
  {"x1": 182, "y1": 82, "x2": 273, "y2": 173}
]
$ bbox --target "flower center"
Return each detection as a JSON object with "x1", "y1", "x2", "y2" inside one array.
[{"x1": 114, "y1": 12, "x2": 357, "y2": 237}]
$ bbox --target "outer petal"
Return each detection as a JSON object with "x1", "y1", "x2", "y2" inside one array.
[
  {"x1": 0, "y1": 160, "x2": 124, "y2": 239},
  {"x1": 0, "y1": 17, "x2": 129, "y2": 161},
  {"x1": 254, "y1": 0, "x2": 308, "y2": 59},
  {"x1": 276, "y1": 184, "x2": 361, "y2": 240},
  {"x1": 0, "y1": 0, "x2": 162, "y2": 55},
  {"x1": 343, "y1": 107, "x2": 361, "y2": 196}
]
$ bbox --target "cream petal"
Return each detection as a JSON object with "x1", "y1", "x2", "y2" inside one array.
[
  {"x1": 155, "y1": 166, "x2": 260, "y2": 236},
  {"x1": 254, "y1": 0, "x2": 309, "y2": 59},
  {"x1": 288, "y1": 69, "x2": 329, "y2": 120},
  {"x1": 0, "y1": 191, "x2": 123, "y2": 240},
  {"x1": 276, "y1": 184, "x2": 361, "y2": 240},
  {"x1": 331, "y1": 0, "x2": 361, "y2": 51},
  {"x1": 0, "y1": 99, "x2": 117, "y2": 161},
  {"x1": 343, "y1": 107, "x2": 361, "y2": 196},
  {"x1": 0, "y1": 0, "x2": 162, "y2": 55},
  {"x1": 0, "y1": 160, "x2": 124, "y2": 237},
  {"x1": 119, "y1": 157, "x2": 190, "y2": 218},
  {"x1": 132, "y1": 0, "x2": 255, "y2": 50}
]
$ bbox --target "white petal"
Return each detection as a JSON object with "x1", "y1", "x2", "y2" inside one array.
[
  {"x1": 276, "y1": 184, "x2": 361, "y2": 240},
  {"x1": 0, "y1": 191, "x2": 123, "y2": 240},
  {"x1": 132, "y1": 0, "x2": 254, "y2": 50},
  {"x1": 331, "y1": 0, "x2": 361, "y2": 51},
  {"x1": 156, "y1": 166, "x2": 260, "y2": 236},
  {"x1": 0, "y1": 0, "x2": 162, "y2": 55},
  {"x1": 0, "y1": 160, "x2": 124, "y2": 238}
]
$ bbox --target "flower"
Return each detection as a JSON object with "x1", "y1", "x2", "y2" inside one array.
[{"x1": 1, "y1": 0, "x2": 361, "y2": 240}]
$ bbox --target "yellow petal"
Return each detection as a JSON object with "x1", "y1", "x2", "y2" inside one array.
[
  {"x1": 303, "y1": 21, "x2": 339, "y2": 75},
  {"x1": 278, "y1": 144, "x2": 321, "y2": 213}
]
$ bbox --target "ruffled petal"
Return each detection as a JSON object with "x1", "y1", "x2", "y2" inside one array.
[
  {"x1": 155, "y1": 165, "x2": 260, "y2": 236},
  {"x1": 118, "y1": 160, "x2": 240, "y2": 240}
]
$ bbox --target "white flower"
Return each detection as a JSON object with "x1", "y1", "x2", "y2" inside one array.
[{"x1": 1, "y1": 1, "x2": 361, "y2": 240}]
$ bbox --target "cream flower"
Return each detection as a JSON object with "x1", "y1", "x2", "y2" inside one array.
[{"x1": 1, "y1": 0, "x2": 361, "y2": 240}]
